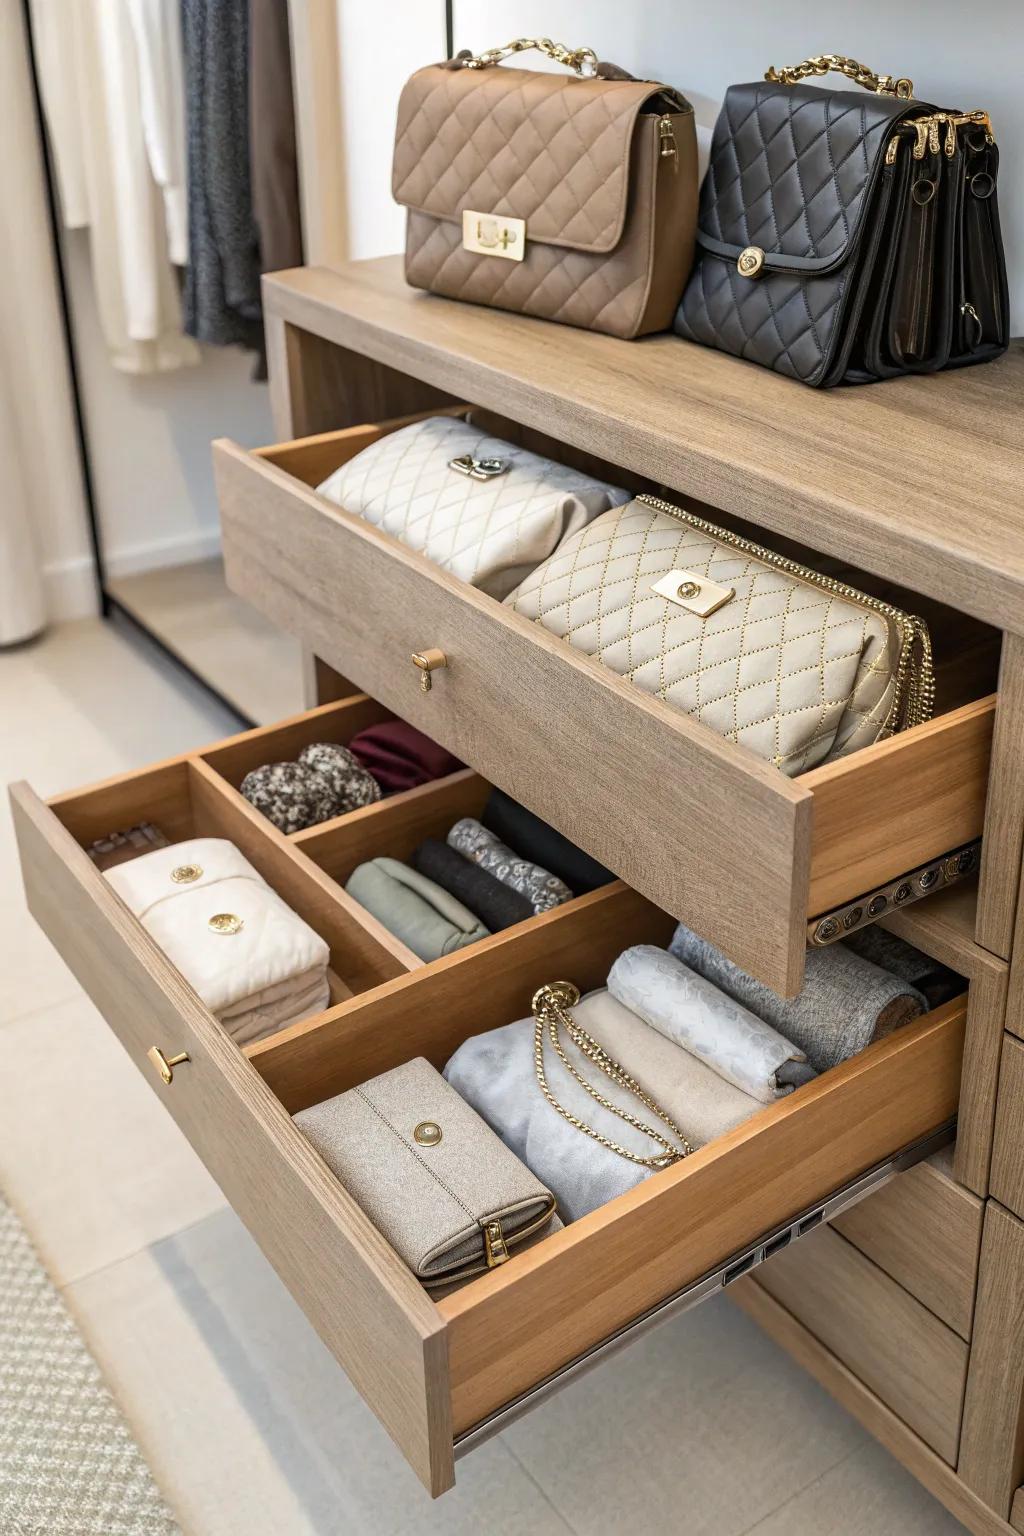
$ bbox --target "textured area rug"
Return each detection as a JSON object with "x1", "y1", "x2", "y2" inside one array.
[{"x1": 0, "y1": 1193, "x2": 180, "y2": 1535}]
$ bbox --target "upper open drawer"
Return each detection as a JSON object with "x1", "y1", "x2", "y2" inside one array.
[{"x1": 213, "y1": 417, "x2": 995, "y2": 995}]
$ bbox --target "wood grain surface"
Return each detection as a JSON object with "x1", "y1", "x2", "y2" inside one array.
[
  {"x1": 991, "y1": 1037, "x2": 1024, "y2": 1221},
  {"x1": 977, "y1": 635, "x2": 1024, "y2": 957},
  {"x1": 755, "y1": 1223, "x2": 969, "y2": 1462},
  {"x1": 959, "y1": 1202, "x2": 1024, "y2": 1519},
  {"x1": 262, "y1": 260, "x2": 1024, "y2": 635}
]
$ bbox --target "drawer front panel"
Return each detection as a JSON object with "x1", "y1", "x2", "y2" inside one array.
[
  {"x1": 215, "y1": 429, "x2": 993, "y2": 996},
  {"x1": 9, "y1": 782, "x2": 455, "y2": 1496},
  {"x1": 831, "y1": 1151, "x2": 983, "y2": 1338},
  {"x1": 755, "y1": 1224, "x2": 969, "y2": 1463},
  {"x1": 991, "y1": 1035, "x2": 1024, "y2": 1221}
]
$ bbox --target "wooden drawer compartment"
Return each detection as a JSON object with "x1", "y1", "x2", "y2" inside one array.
[
  {"x1": 11, "y1": 703, "x2": 966, "y2": 1497},
  {"x1": 213, "y1": 417, "x2": 995, "y2": 996},
  {"x1": 754, "y1": 1224, "x2": 970, "y2": 1463}
]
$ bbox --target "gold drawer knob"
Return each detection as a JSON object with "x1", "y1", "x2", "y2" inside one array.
[
  {"x1": 411, "y1": 648, "x2": 448, "y2": 692},
  {"x1": 147, "y1": 1046, "x2": 190, "y2": 1085}
]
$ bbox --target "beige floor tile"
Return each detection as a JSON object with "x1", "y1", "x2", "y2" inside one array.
[
  {"x1": 66, "y1": 1208, "x2": 573, "y2": 1536},
  {"x1": 502, "y1": 1295, "x2": 866, "y2": 1536},
  {"x1": 0, "y1": 993, "x2": 224, "y2": 1286},
  {"x1": 743, "y1": 1438, "x2": 968, "y2": 1535}
]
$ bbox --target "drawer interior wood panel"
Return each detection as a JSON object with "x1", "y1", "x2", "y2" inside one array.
[
  {"x1": 214, "y1": 422, "x2": 994, "y2": 996},
  {"x1": 829, "y1": 1147, "x2": 983, "y2": 1339},
  {"x1": 755, "y1": 1224, "x2": 969, "y2": 1463},
  {"x1": 10, "y1": 699, "x2": 967, "y2": 1496}
]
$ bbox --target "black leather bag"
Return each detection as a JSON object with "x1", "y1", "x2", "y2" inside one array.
[{"x1": 675, "y1": 55, "x2": 1009, "y2": 387}]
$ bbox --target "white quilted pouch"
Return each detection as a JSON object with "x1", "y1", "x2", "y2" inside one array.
[
  {"x1": 507, "y1": 495, "x2": 934, "y2": 776},
  {"x1": 105, "y1": 838, "x2": 330, "y2": 1044},
  {"x1": 316, "y1": 415, "x2": 630, "y2": 600}
]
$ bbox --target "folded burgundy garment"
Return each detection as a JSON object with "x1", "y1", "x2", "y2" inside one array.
[{"x1": 347, "y1": 721, "x2": 463, "y2": 795}]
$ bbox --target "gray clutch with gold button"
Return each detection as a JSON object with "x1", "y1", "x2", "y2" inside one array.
[{"x1": 294, "y1": 1057, "x2": 557, "y2": 1287}]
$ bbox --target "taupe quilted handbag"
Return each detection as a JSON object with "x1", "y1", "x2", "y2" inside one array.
[
  {"x1": 391, "y1": 37, "x2": 698, "y2": 338},
  {"x1": 507, "y1": 495, "x2": 935, "y2": 777},
  {"x1": 675, "y1": 54, "x2": 1008, "y2": 385}
]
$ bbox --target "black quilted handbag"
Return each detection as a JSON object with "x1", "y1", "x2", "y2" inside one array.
[{"x1": 675, "y1": 54, "x2": 1009, "y2": 386}]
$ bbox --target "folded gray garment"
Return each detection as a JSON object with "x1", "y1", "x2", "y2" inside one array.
[
  {"x1": 345, "y1": 858, "x2": 489, "y2": 962},
  {"x1": 843, "y1": 925, "x2": 963, "y2": 1011},
  {"x1": 608, "y1": 944, "x2": 815, "y2": 1102},
  {"x1": 444, "y1": 989, "x2": 762, "y2": 1222},
  {"x1": 669, "y1": 924, "x2": 927, "y2": 1074},
  {"x1": 447, "y1": 818, "x2": 573, "y2": 913}
]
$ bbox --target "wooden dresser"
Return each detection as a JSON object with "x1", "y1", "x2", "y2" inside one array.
[{"x1": 12, "y1": 256, "x2": 1024, "y2": 1529}]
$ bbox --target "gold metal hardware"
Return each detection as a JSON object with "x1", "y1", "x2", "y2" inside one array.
[
  {"x1": 658, "y1": 116, "x2": 678, "y2": 163},
  {"x1": 885, "y1": 135, "x2": 900, "y2": 166},
  {"x1": 737, "y1": 246, "x2": 765, "y2": 279},
  {"x1": 637, "y1": 494, "x2": 936, "y2": 737},
  {"x1": 208, "y1": 912, "x2": 244, "y2": 935},
  {"x1": 413, "y1": 1121, "x2": 443, "y2": 1147},
  {"x1": 171, "y1": 863, "x2": 202, "y2": 884},
  {"x1": 147, "y1": 1046, "x2": 190, "y2": 1085},
  {"x1": 462, "y1": 37, "x2": 599, "y2": 77},
  {"x1": 651, "y1": 568, "x2": 735, "y2": 618},
  {"x1": 448, "y1": 452, "x2": 508, "y2": 480},
  {"x1": 807, "y1": 839, "x2": 981, "y2": 946},
  {"x1": 483, "y1": 1220, "x2": 511, "y2": 1268},
  {"x1": 896, "y1": 109, "x2": 995, "y2": 163},
  {"x1": 462, "y1": 210, "x2": 526, "y2": 262},
  {"x1": 411, "y1": 648, "x2": 448, "y2": 692},
  {"x1": 765, "y1": 54, "x2": 913, "y2": 99}
]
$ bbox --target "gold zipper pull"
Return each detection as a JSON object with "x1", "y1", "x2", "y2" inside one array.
[
  {"x1": 912, "y1": 120, "x2": 929, "y2": 159},
  {"x1": 928, "y1": 117, "x2": 942, "y2": 156},
  {"x1": 483, "y1": 1220, "x2": 511, "y2": 1268},
  {"x1": 658, "y1": 116, "x2": 678, "y2": 166},
  {"x1": 885, "y1": 134, "x2": 900, "y2": 166}
]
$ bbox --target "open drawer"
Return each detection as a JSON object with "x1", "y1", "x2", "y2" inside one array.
[
  {"x1": 213, "y1": 415, "x2": 996, "y2": 995},
  {"x1": 11, "y1": 699, "x2": 965, "y2": 1496}
]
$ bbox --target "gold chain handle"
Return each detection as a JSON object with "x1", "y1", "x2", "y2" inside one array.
[
  {"x1": 531, "y1": 982, "x2": 693, "y2": 1170},
  {"x1": 765, "y1": 54, "x2": 914, "y2": 99},
  {"x1": 462, "y1": 37, "x2": 599, "y2": 78}
]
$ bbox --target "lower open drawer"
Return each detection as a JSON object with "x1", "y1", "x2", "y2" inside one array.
[{"x1": 10, "y1": 701, "x2": 966, "y2": 1496}]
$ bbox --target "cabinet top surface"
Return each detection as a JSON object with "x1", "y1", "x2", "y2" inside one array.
[{"x1": 264, "y1": 258, "x2": 1024, "y2": 634}]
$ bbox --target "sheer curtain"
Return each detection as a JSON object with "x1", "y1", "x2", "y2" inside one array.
[{"x1": 0, "y1": 4, "x2": 92, "y2": 642}]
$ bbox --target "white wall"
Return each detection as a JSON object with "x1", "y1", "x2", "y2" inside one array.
[{"x1": 452, "y1": 0, "x2": 1023, "y2": 329}]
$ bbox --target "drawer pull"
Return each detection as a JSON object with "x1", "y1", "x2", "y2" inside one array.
[
  {"x1": 411, "y1": 649, "x2": 448, "y2": 692},
  {"x1": 147, "y1": 1046, "x2": 190, "y2": 1085}
]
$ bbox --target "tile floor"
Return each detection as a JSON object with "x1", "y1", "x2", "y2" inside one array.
[{"x1": 0, "y1": 618, "x2": 970, "y2": 1536}]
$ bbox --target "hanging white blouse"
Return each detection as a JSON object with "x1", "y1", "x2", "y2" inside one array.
[
  {"x1": 29, "y1": 0, "x2": 197, "y2": 373},
  {"x1": 126, "y1": 0, "x2": 188, "y2": 265}
]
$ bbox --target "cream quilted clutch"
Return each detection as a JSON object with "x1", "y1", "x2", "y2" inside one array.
[
  {"x1": 317, "y1": 415, "x2": 629, "y2": 600},
  {"x1": 506, "y1": 495, "x2": 935, "y2": 776}
]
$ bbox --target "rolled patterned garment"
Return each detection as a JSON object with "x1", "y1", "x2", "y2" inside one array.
[
  {"x1": 444, "y1": 988, "x2": 762, "y2": 1222},
  {"x1": 412, "y1": 838, "x2": 534, "y2": 932},
  {"x1": 607, "y1": 945, "x2": 814, "y2": 1103},
  {"x1": 669, "y1": 924, "x2": 927, "y2": 1074},
  {"x1": 447, "y1": 817, "x2": 573, "y2": 914}
]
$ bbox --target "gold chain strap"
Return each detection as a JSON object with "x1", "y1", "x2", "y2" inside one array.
[
  {"x1": 462, "y1": 37, "x2": 599, "y2": 78},
  {"x1": 765, "y1": 54, "x2": 914, "y2": 99},
  {"x1": 531, "y1": 982, "x2": 693, "y2": 1170}
]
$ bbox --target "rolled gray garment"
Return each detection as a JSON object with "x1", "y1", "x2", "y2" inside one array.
[
  {"x1": 444, "y1": 989, "x2": 761, "y2": 1222},
  {"x1": 607, "y1": 944, "x2": 814, "y2": 1102},
  {"x1": 345, "y1": 858, "x2": 488, "y2": 962},
  {"x1": 669, "y1": 924, "x2": 927, "y2": 1074},
  {"x1": 447, "y1": 818, "x2": 573, "y2": 913},
  {"x1": 842, "y1": 925, "x2": 963, "y2": 1011}
]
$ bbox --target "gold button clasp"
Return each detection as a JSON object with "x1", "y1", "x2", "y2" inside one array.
[
  {"x1": 208, "y1": 912, "x2": 244, "y2": 935},
  {"x1": 677, "y1": 581, "x2": 701, "y2": 600},
  {"x1": 171, "y1": 863, "x2": 202, "y2": 883},
  {"x1": 737, "y1": 246, "x2": 765, "y2": 278},
  {"x1": 414, "y1": 1121, "x2": 443, "y2": 1146}
]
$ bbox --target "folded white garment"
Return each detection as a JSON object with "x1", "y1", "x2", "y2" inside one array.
[
  {"x1": 608, "y1": 945, "x2": 814, "y2": 1102},
  {"x1": 444, "y1": 989, "x2": 762, "y2": 1222},
  {"x1": 105, "y1": 837, "x2": 330, "y2": 1043}
]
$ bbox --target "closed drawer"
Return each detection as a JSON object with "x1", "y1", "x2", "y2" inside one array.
[
  {"x1": 830, "y1": 1146, "x2": 983, "y2": 1338},
  {"x1": 754, "y1": 1224, "x2": 970, "y2": 1463},
  {"x1": 1012, "y1": 1486, "x2": 1024, "y2": 1533},
  {"x1": 991, "y1": 1035, "x2": 1024, "y2": 1220},
  {"x1": 213, "y1": 418, "x2": 994, "y2": 995},
  {"x1": 11, "y1": 702, "x2": 965, "y2": 1497}
]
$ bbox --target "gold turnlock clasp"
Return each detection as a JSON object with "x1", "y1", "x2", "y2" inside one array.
[
  {"x1": 147, "y1": 1046, "x2": 190, "y2": 1085},
  {"x1": 411, "y1": 649, "x2": 448, "y2": 692},
  {"x1": 448, "y1": 453, "x2": 508, "y2": 480},
  {"x1": 737, "y1": 246, "x2": 765, "y2": 279},
  {"x1": 462, "y1": 210, "x2": 526, "y2": 262},
  {"x1": 483, "y1": 1220, "x2": 511, "y2": 1268}
]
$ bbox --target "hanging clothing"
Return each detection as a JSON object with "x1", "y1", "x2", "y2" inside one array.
[
  {"x1": 249, "y1": 0, "x2": 304, "y2": 278},
  {"x1": 181, "y1": 0, "x2": 263, "y2": 351},
  {"x1": 29, "y1": 0, "x2": 198, "y2": 374},
  {"x1": 126, "y1": 0, "x2": 189, "y2": 265}
]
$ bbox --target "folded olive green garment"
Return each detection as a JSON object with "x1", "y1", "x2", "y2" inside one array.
[{"x1": 345, "y1": 857, "x2": 489, "y2": 962}]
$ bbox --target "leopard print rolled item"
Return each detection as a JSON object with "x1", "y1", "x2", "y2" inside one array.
[
  {"x1": 447, "y1": 817, "x2": 573, "y2": 913},
  {"x1": 240, "y1": 761, "x2": 340, "y2": 835},
  {"x1": 298, "y1": 742, "x2": 381, "y2": 810}
]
